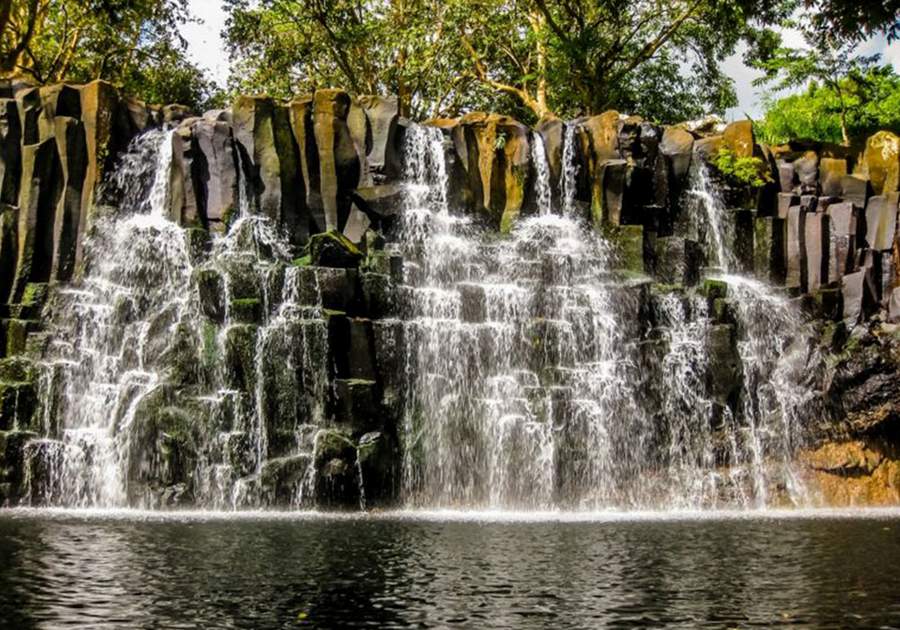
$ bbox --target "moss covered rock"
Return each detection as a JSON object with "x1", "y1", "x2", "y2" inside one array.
[{"x1": 309, "y1": 230, "x2": 363, "y2": 268}]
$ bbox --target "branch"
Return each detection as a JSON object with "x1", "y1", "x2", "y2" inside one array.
[
  {"x1": 607, "y1": 0, "x2": 704, "y2": 85},
  {"x1": 460, "y1": 32, "x2": 542, "y2": 115}
]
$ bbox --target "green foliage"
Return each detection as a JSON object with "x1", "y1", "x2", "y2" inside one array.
[
  {"x1": 494, "y1": 131, "x2": 507, "y2": 151},
  {"x1": 222, "y1": 0, "x2": 791, "y2": 122},
  {"x1": 0, "y1": 0, "x2": 222, "y2": 110},
  {"x1": 748, "y1": 9, "x2": 898, "y2": 145},
  {"x1": 757, "y1": 66, "x2": 900, "y2": 144},
  {"x1": 712, "y1": 148, "x2": 771, "y2": 187}
]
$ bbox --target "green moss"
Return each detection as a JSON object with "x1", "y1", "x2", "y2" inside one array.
[
  {"x1": 711, "y1": 148, "x2": 772, "y2": 187},
  {"x1": 4, "y1": 320, "x2": 27, "y2": 357},
  {"x1": 651, "y1": 283, "x2": 684, "y2": 294},
  {"x1": 292, "y1": 254, "x2": 312, "y2": 267},
  {"x1": 711, "y1": 297, "x2": 728, "y2": 322},
  {"x1": 20, "y1": 283, "x2": 47, "y2": 306},
  {"x1": 605, "y1": 225, "x2": 644, "y2": 273},
  {"x1": 314, "y1": 230, "x2": 362, "y2": 255},
  {"x1": 201, "y1": 321, "x2": 219, "y2": 370},
  {"x1": 699, "y1": 279, "x2": 728, "y2": 300},
  {"x1": 229, "y1": 298, "x2": 261, "y2": 324},
  {"x1": 222, "y1": 203, "x2": 237, "y2": 231},
  {"x1": 494, "y1": 131, "x2": 508, "y2": 151}
]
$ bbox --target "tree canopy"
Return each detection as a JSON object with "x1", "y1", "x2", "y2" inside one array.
[
  {"x1": 2, "y1": 0, "x2": 899, "y2": 123},
  {"x1": 0, "y1": 0, "x2": 221, "y2": 109},
  {"x1": 757, "y1": 65, "x2": 900, "y2": 145},
  {"x1": 223, "y1": 0, "x2": 796, "y2": 123}
]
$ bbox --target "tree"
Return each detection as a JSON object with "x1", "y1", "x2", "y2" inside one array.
[
  {"x1": 223, "y1": 0, "x2": 791, "y2": 123},
  {"x1": 804, "y1": 0, "x2": 900, "y2": 43},
  {"x1": 224, "y1": 0, "x2": 491, "y2": 119},
  {"x1": 0, "y1": 0, "x2": 221, "y2": 110},
  {"x1": 750, "y1": 13, "x2": 884, "y2": 146},
  {"x1": 757, "y1": 65, "x2": 900, "y2": 144}
]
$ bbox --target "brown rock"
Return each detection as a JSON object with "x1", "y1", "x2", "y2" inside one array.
[
  {"x1": 858, "y1": 130, "x2": 900, "y2": 195},
  {"x1": 722, "y1": 119, "x2": 754, "y2": 158}
]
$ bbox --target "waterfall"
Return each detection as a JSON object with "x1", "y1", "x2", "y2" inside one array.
[
  {"x1": 26, "y1": 128, "x2": 330, "y2": 509},
  {"x1": 29, "y1": 129, "x2": 189, "y2": 506},
  {"x1": 685, "y1": 161, "x2": 735, "y2": 271},
  {"x1": 531, "y1": 132, "x2": 553, "y2": 215},
  {"x1": 561, "y1": 123, "x2": 579, "y2": 217},
  {"x1": 18, "y1": 117, "x2": 816, "y2": 512},
  {"x1": 717, "y1": 274, "x2": 813, "y2": 506},
  {"x1": 397, "y1": 125, "x2": 814, "y2": 510}
]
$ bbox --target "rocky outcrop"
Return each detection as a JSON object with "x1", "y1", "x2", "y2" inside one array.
[{"x1": 2, "y1": 81, "x2": 900, "y2": 509}]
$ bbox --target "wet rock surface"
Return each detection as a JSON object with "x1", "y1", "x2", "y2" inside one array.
[{"x1": 0, "y1": 83, "x2": 899, "y2": 509}]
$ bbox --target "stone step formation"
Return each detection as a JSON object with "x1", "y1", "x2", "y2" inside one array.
[{"x1": 0, "y1": 80, "x2": 899, "y2": 510}]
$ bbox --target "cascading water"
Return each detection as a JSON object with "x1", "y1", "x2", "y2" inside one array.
[
  {"x1": 531, "y1": 132, "x2": 553, "y2": 216},
  {"x1": 397, "y1": 123, "x2": 814, "y2": 510},
  {"x1": 684, "y1": 161, "x2": 735, "y2": 271},
  {"x1": 24, "y1": 127, "x2": 331, "y2": 509},
  {"x1": 560, "y1": 123, "x2": 580, "y2": 218},
  {"x1": 25, "y1": 129, "x2": 189, "y2": 506},
  {"x1": 18, "y1": 116, "x2": 816, "y2": 512}
]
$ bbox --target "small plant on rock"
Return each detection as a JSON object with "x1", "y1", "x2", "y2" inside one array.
[{"x1": 712, "y1": 148, "x2": 772, "y2": 187}]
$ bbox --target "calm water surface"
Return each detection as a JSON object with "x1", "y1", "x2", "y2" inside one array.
[{"x1": 0, "y1": 508, "x2": 899, "y2": 629}]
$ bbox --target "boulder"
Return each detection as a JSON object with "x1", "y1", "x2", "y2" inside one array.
[
  {"x1": 785, "y1": 205, "x2": 804, "y2": 289},
  {"x1": 457, "y1": 112, "x2": 531, "y2": 231},
  {"x1": 10, "y1": 138, "x2": 62, "y2": 301},
  {"x1": 76, "y1": 80, "x2": 144, "y2": 271},
  {"x1": 313, "y1": 429, "x2": 360, "y2": 508},
  {"x1": 841, "y1": 174, "x2": 871, "y2": 208},
  {"x1": 705, "y1": 324, "x2": 740, "y2": 406},
  {"x1": 593, "y1": 159, "x2": 627, "y2": 227},
  {"x1": 793, "y1": 150, "x2": 819, "y2": 194},
  {"x1": 722, "y1": 120, "x2": 754, "y2": 158},
  {"x1": 648, "y1": 236, "x2": 701, "y2": 285},
  {"x1": 777, "y1": 160, "x2": 796, "y2": 193},
  {"x1": 803, "y1": 212, "x2": 829, "y2": 293},
  {"x1": 259, "y1": 454, "x2": 312, "y2": 506},
  {"x1": 191, "y1": 117, "x2": 239, "y2": 229},
  {"x1": 0, "y1": 205, "x2": 18, "y2": 304},
  {"x1": 357, "y1": 431, "x2": 399, "y2": 508},
  {"x1": 777, "y1": 192, "x2": 799, "y2": 219},
  {"x1": 864, "y1": 194, "x2": 898, "y2": 251},
  {"x1": 858, "y1": 131, "x2": 900, "y2": 195},
  {"x1": 693, "y1": 135, "x2": 722, "y2": 160},
  {"x1": 309, "y1": 230, "x2": 363, "y2": 268},
  {"x1": 347, "y1": 98, "x2": 372, "y2": 188},
  {"x1": 819, "y1": 157, "x2": 847, "y2": 197},
  {"x1": 357, "y1": 95, "x2": 401, "y2": 180},
  {"x1": 296, "y1": 266, "x2": 360, "y2": 312},
  {"x1": 50, "y1": 116, "x2": 88, "y2": 282},
  {"x1": 840, "y1": 269, "x2": 878, "y2": 326},
  {"x1": 333, "y1": 378, "x2": 379, "y2": 433},
  {"x1": 826, "y1": 202, "x2": 856, "y2": 282},
  {"x1": 0, "y1": 99, "x2": 21, "y2": 206},
  {"x1": 311, "y1": 89, "x2": 361, "y2": 232},
  {"x1": 536, "y1": 116, "x2": 565, "y2": 189},
  {"x1": 660, "y1": 127, "x2": 694, "y2": 181},
  {"x1": 232, "y1": 95, "x2": 306, "y2": 242},
  {"x1": 803, "y1": 441, "x2": 883, "y2": 475},
  {"x1": 753, "y1": 216, "x2": 785, "y2": 283}
]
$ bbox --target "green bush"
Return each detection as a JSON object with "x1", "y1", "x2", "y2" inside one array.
[{"x1": 712, "y1": 148, "x2": 771, "y2": 187}]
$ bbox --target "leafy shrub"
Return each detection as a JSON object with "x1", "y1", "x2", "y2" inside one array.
[{"x1": 712, "y1": 148, "x2": 772, "y2": 187}]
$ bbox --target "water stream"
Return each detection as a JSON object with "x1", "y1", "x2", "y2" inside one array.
[{"x1": 18, "y1": 122, "x2": 815, "y2": 512}]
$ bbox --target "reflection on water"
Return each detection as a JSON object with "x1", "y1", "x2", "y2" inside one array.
[{"x1": 1, "y1": 510, "x2": 899, "y2": 628}]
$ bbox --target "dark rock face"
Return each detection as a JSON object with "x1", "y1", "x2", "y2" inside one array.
[{"x1": 2, "y1": 82, "x2": 900, "y2": 509}]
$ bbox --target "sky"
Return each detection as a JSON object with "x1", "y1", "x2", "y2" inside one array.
[{"x1": 182, "y1": 0, "x2": 900, "y2": 121}]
